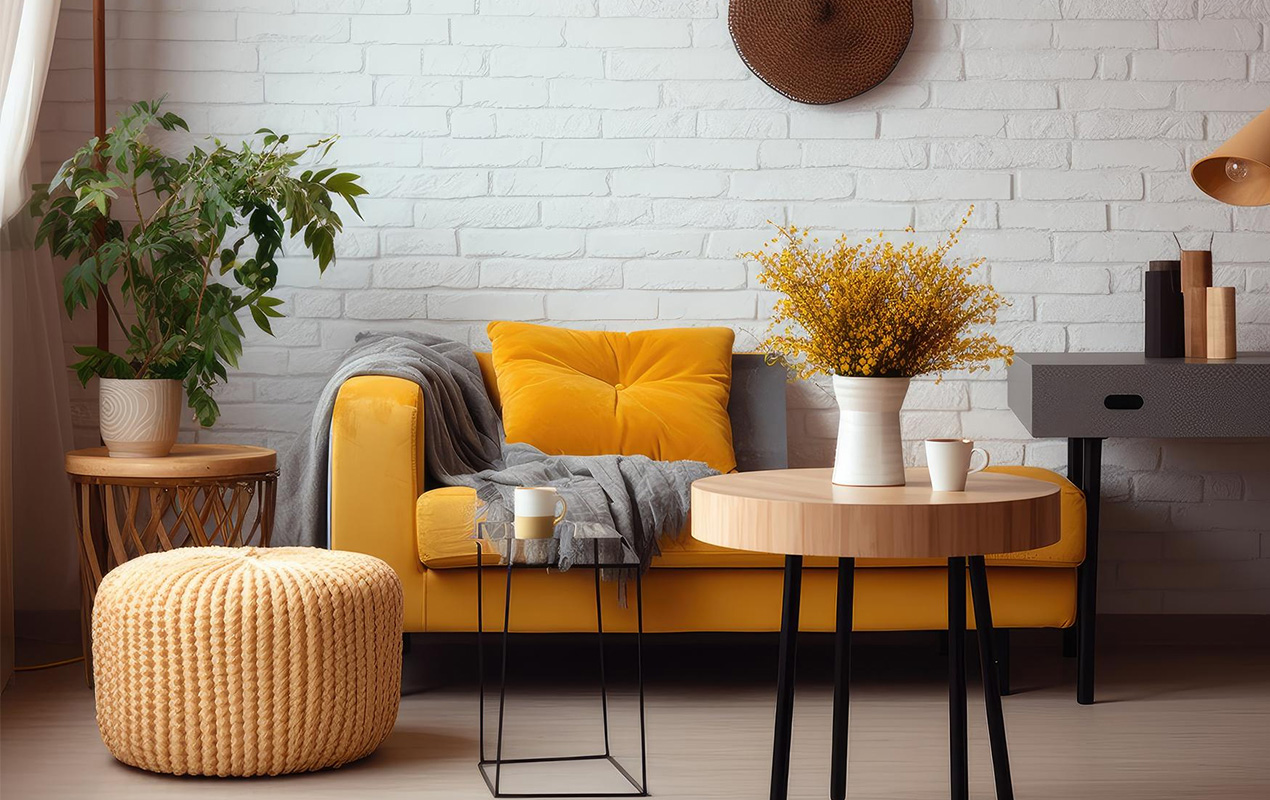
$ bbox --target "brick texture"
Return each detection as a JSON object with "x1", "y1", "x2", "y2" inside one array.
[{"x1": 37, "y1": 0, "x2": 1270, "y2": 613}]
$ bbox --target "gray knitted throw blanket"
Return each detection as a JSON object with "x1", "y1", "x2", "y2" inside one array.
[{"x1": 275, "y1": 331, "x2": 717, "y2": 571}]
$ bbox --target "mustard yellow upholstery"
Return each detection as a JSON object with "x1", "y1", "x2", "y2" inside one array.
[
  {"x1": 488, "y1": 321, "x2": 737, "y2": 473},
  {"x1": 330, "y1": 375, "x2": 427, "y2": 631},
  {"x1": 416, "y1": 486, "x2": 495, "y2": 569},
  {"x1": 330, "y1": 373, "x2": 1084, "y2": 635},
  {"x1": 475, "y1": 351, "x2": 501, "y2": 409},
  {"x1": 427, "y1": 565, "x2": 1076, "y2": 633}
]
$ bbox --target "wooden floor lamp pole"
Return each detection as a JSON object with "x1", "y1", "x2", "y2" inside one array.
[
  {"x1": 85, "y1": 0, "x2": 110, "y2": 660},
  {"x1": 92, "y1": 0, "x2": 108, "y2": 353}
]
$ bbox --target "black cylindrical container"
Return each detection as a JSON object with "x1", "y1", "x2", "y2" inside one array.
[{"x1": 1145, "y1": 260, "x2": 1184, "y2": 358}]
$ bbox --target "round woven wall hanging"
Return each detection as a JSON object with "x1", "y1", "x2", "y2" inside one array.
[{"x1": 729, "y1": 0, "x2": 915, "y2": 105}]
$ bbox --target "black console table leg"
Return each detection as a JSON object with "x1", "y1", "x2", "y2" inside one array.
[
  {"x1": 1077, "y1": 438, "x2": 1102, "y2": 705},
  {"x1": 948, "y1": 557, "x2": 969, "y2": 800},
  {"x1": 770, "y1": 555, "x2": 802, "y2": 800},
  {"x1": 1063, "y1": 437, "x2": 1084, "y2": 662},
  {"x1": 969, "y1": 556, "x2": 1015, "y2": 800},
  {"x1": 1066, "y1": 437, "x2": 1084, "y2": 491},
  {"x1": 830, "y1": 557, "x2": 854, "y2": 800},
  {"x1": 1062, "y1": 626, "x2": 1078, "y2": 659}
]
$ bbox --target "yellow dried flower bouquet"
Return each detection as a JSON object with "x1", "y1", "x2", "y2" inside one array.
[
  {"x1": 742, "y1": 207, "x2": 1014, "y2": 487},
  {"x1": 744, "y1": 206, "x2": 1014, "y2": 380}
]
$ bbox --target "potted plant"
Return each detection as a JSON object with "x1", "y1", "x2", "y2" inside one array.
[
  {"x1": 28, "y1": 99, "x2": 365, "y2": 457},
  {"x1": 744, "y1": 207, "x2": 1013, "y2": 486}
]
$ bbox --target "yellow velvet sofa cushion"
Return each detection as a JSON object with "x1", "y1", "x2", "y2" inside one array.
[
  {"x1": 487, "y1": 321, "x2": 737, "y2": 473},
  {"x1": 415, "y1": 466, "x2": 1086, "y2": 571},
  {"x1": 416, "y1": 486, "x2": 493, "y2": 569}
]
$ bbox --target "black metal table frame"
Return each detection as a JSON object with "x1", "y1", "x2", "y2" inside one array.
[
  {"x1": 476, "y1": 538, "x2": 649, "y2": 799},
  {"x1": 770, "y1": 555, "x2": 1014, "y2": 800}
]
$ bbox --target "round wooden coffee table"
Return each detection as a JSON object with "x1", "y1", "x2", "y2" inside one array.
[
  {"x1": 65, "y1": 444, "x2": 277, "y2": 681},
  {"x1": 691, "y1": 467, "x2": 1060, "y2": 800}
]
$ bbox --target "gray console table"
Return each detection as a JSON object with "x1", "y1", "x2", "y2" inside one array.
[{"x1": 1008, "y1": 352, "x2": 1270, "y2": 705}]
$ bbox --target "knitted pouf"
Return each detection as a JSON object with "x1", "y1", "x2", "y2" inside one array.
[{"x1": 92, "y1": 546, "x2": 403, "y2": 777}]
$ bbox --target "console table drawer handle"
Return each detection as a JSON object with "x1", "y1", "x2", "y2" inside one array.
[{"x1": 1103, "y1": 394, "x2": 1144, "y2": 410}]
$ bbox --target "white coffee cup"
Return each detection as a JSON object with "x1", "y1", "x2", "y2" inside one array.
[
  {"x1": 925, "y1": 439, "x2": 990, "y2": 492},
  {"x1": 513, "y1": 487, "x2": 568, "y2": 539}
]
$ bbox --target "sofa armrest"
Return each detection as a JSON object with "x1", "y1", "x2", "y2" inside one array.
[{"x1": 330, "y1": 375, "x2": 427, "y2": 630}]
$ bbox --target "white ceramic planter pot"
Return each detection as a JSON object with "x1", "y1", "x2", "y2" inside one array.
[
  {"x1": 99, "y1": 378, "x2": 182, "y2": 458},
  {"x1": 831, "y1": 375, "x2": 910, "y2": 487}
]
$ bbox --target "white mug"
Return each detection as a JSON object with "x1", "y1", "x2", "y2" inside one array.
[
  {"x1": 925, "y1": 439, "x2": 990, "y2": 492},
  {"x1": 513, "y1": 487, "x2": 567, "y2": 539}
]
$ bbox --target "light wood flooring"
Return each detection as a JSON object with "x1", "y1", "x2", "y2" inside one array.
[{"x1": 3, "y1": 640, "x2": 1269, "y2": 799}]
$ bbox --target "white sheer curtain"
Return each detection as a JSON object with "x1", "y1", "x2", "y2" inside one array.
[
  {"x1": 1, "y1": 0, "x2": 61, "y2": 222},
  {"x1": 1, "y1": 0, "x2": 69, "y2": 688}
]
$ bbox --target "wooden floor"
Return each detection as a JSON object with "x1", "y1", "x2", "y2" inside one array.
[{"x1": 3, "y1": 642, "x2": 1269, "y2": 799}]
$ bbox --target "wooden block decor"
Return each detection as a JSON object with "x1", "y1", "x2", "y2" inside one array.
[
  {"x1": 1180, "y1": 250, "x2": 1213, "y2": 358},
  {"x1": 1206, "y1": 287, "x2": 1237, "y2": 360}
]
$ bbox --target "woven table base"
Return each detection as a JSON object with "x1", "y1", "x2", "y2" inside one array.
[{"x1": 92, "y1": 547, "x2": 403, "y2": 777}]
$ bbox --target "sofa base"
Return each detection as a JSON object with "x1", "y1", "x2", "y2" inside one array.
[{"x1": 416, "y1": 565, "x2": 1077, "y2": 634}]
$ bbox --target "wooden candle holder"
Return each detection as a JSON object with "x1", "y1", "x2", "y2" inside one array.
[
  {"x1": 1206, "y1": 287, "x2": 1236, "y2": 360},
  {"x1": 1180, "y1": 250, "x2": 1212, "y2": 358}
]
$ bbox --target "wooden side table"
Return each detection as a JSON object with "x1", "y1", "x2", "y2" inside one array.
[
  {"x1": 691, "y1": 467, "x2": 1060, "y2": 800},
  {"x1": 65, "y1": 444, "x2": 277, "y2": 680}
]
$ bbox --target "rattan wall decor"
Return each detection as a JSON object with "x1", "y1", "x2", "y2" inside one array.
[{"x1": 728, "y1": 0, "x2": 915, "y2": 105}]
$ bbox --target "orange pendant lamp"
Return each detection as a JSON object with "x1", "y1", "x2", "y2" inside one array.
[
  {"x1": 1190, "y1": 107, "x2": 1270, "y2": 207},
  {"x1": 1188, "y1": 107, "x2": 1269, "y2": 362}
]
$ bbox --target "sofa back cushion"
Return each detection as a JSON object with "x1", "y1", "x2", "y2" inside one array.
[{"x1": 487, "y1": 321, "x2": 737, "y2": 473}]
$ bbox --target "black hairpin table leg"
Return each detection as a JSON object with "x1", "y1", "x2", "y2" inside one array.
[
  {"x1": 948, "y1": 557, "x2": 969, "y2": 800},
  {"x1": 830, "y1": 557, "x2": 855, "y2": 800},
  {"x1": 970, "y1": 556, "x2": 1014, "y2": 800},
  {"x1": 770, "y1": 555, "x2": 802, "y2": 800}
]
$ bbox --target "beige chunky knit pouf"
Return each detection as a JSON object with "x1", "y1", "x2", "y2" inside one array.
[{"x1": 92, "y1": 546, "x2": 403, "y2": 777}]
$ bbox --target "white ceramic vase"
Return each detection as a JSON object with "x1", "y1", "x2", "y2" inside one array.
[
  {"x1": 831, "y1": 375, "x2": 910, "y2": 487},
  {"x1": 99, "y1": 378, "x2": 182, "y2": 458}
]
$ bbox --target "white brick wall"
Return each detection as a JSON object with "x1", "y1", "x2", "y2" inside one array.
[{"x1": 39, "y1": 0, "x2": 1270, "y2": 613}]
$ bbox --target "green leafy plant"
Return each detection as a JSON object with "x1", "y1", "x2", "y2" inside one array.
[{"x1": 27, "y1": 98, "x2": 365, "y2": 426}]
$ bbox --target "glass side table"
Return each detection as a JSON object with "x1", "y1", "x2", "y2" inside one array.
[{"x1": 475, "y1": 521, "x2": 649, "y2": 798}]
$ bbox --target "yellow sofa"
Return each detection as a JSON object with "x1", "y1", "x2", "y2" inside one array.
[{"x1": 328, "y1": 356, "x2": 1086, "y2": 648}]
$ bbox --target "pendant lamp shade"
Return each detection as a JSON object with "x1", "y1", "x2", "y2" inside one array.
[{"x1": 1190, "y1": 107, "x2": 1270, "y2": 207}]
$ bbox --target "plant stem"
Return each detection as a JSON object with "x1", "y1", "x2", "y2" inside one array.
[
  {"x1": 130, "y1": 184, "x2": 146, "y2": 234},
  {"x1": 100, "y1": 287, "x2": 128, "y2": 343},
  {"x1": 191, "y1": 245, "x2": 213, "y2": 332},
  {"x1": 144, "y1": 151, "x2": 215, "y2": 229}
]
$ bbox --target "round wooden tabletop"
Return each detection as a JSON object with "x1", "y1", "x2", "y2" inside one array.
[
  {"x1": 691, "y1": 467, "x2": 1060, "y2": 559},
  {"x1": 65, "y1": 444, "x2": 277, "y2": 480}
]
